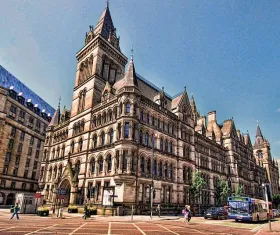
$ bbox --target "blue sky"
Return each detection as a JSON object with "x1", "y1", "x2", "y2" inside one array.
[{"x1": 1, "y1": 0, "x2": 280, "y2": 158}]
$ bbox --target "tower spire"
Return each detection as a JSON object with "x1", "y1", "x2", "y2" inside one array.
[
  {"x1": 131, "y1": 45, "x2": 134, "y2": 61},
  {"x1": 106, "y1": 0, "x2": 109, "y2": 9}
]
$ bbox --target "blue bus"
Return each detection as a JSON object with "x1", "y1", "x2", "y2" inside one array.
[{"x1": 227, "y1": 196, "x2": 269, "y2": 222}]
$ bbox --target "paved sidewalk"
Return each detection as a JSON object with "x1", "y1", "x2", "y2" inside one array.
[{"x1": 257, "y1": 220, "x2": 280, "y2": 235}]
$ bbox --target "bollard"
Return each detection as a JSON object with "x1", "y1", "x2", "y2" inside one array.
[{"x1": 131, "y1": 205, "x2": 134, "y2": 220}]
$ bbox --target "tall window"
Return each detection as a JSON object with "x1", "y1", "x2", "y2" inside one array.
[
  {"x1": 164, "y1": 162, "x2": 168, "y2": 178},
  {"x1": 116, "y1": 151, "x2": 120, "y2": 170},
  {"x1": 93, "y1": 135, "x2": 97, "y2": 148},
  {"x1": 30, "y1": 136, "x2": 34, "y2": 145},
  {"x1": 160, "y1": 138, "x2": 163, "y2": 151},
  {"x1": 139, "y1": 130, "x2": 143, "y2": 144},
  {"x1": 169, "y1": 164, "x2": 173, "y2": 179},
  {"x1": 20, "y1": 131, "x2": 25, "y2": 141},
  {"x1": 101, "y1": 132, "x2": 105, "y2": 145},
  {"x1": 78, "y1": 138, "x2": 83, "y2": 152},
  {"x1": 109, "y1": 129, "x2": 114, "y2": 144},
  {"x1": 147, "y1": 159, "x2": 151, "y2": 174},
  {"x1": 107, "y1": 155, "x2": 112, "y2": 172},
  {"x1": 170, "y1": 142, "x2": 173, "y2": 154},
  {"x1": 144, "y1": 133, "x2": 149, "y2": 146},
  {"x1": 11, "y1": 127, "x2": 16, "y2": 137},
  {"x1": 91, "y1": 159, "x2": 95, "y2": 173},
  {"x1": 123, "y1": 151, "x2": 128, "y2": 171},
  {"x1": 165, "y1": 140, "x2": 168, "y2": 152},
  {"x1": 147, "y1": 114, "x2": 150, "y2": 124},
  {"x1": 140, "y1": 111, "x2": 143, "y2": 121},
  {"x1": 61, "y1": 145, "x2": 65, "y2": 157},
  {"x1": 141, "y1": 157, "x2": 145, "y2": 173},
  {"x1": 126, "y1": 103, "x2": 130, "y2": 113},
  {"x1": 124, "y1": 122, "x2": 129, "y2": 138},
  {"x1": 159, "y1": 162, "x2": 163, "y2": 177},
  {"x1": 8, "y1": 139, "x2": 14, "y2": 150},
  {"x1": 153, "y1": 160, "x2": 157, "y2": 175},
  {"x1": 70, "y1": 141, "x2": 75, "y2": 153},
  {"x1": 98, "y1": 158, "x2": 103, "y2": 172}
]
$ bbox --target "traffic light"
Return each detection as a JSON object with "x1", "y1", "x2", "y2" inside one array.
[{"x1": 153, "y1": 190, "x2": 156, "y2": 199}]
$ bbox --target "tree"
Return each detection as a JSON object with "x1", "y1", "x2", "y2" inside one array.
[
  {"x1": 189, "y1": 171, "x2": 206, "y2": 214},
  {"x1": 233, "y1": 184, "x2": 243, "y2": 196},
  {"x1": 272, "y1": 194, "x2": 280, "y2": 209},
  {"x1": 214, "y1": 180, "x2": 230, "y2": 206}
]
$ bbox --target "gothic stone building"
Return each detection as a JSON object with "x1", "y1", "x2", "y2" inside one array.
[
  {"x1": 0, "y1": 65, "x2": 54, "y2": 206},
  {"x1": 39, "y1": 4, "x2": 279, "y2": 208}
]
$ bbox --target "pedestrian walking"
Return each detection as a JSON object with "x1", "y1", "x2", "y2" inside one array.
[
  {"x1": 82, "y1": 203, "x2": 88, "y2": 220},
  {"x1": 10, "y1": 203, "x2": 20, "y2": 220},
  {"x1": 182, "y1": 205, "x2": 190, "y2": 224},
  {"x1": 186, "y1": 205, "x2": 192, "y2": 223},
  {"x1": 156, "y1": 204, "x2": 161, "y2": 217}
]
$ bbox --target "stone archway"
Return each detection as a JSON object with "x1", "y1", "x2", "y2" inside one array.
[
  {"x1": 59, "y1": 179, "x2": 71, "y2": 207},
  {"x1": 0, "y1": 192, "x2": 5, "y2": 205}
]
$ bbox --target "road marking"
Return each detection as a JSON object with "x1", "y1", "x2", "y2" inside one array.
[
  {"x1": 156, "y1": 224, "x2": 180, "y2": 235},
  {"x1": 25, "y1": 224, "x2": 57, "y2": 235},
  {"x1": 133, "y1": 223, "x2": 146, "y2": 235},
  {"x1": 108, "y1": 222, "x2": 111, "y2": 235},
  {"x1": 69, "y1": 222, "x2": 87, "y2": 235},
  {"x1": 0, "y1": 227, "x2": 16, "y2": 232}
]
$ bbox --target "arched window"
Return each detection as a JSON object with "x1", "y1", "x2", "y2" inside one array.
[
  {"x1": 126, "y1": 103, "x2": 130, "y2": 113},
  {"x1": 147, "y1": 159, "x2": 151, "y2": 174},
  {"x1": 159, "y1": 161, "x2": 163, "y2": 177},
  {"x1": 74, "y1": 160, "x2": 81, "y2": 175},
  {"x1": 160, "y1": 138, "x2": 163, "y2": 151},
  {"x1": 52, "y1": 148, "x2": 55, "y2": 159},
  {"x1": 107, "y1": 155, "x2": 112, "y2": 172},
  {"x1": 58, "y1": 165, "x2": 62, "y2": 178},
  {"x1": 70, "y1": 141, "x2": 75, "y2": 153},
  {"x1": 170, "y1": 142, "x2": 173, "y2": 154},
  {"x1": 183, "y1": 167, "x2": 186, "y2": 182},
  {"x1": 153, "y1": 159, "x2": 157, "y2": 175},
  {"x1": 141, "y1": 157, "x2": 145, "y2": 174},
  {"x1": 140, "y1": 111, "x2": 143, "y2": 121},
  {"x1": 108, "y1": 110, "x2": 112, "y2": 121},
  {"x1": 53, "y1": 166, "x2": 57, "y2": 180},
  {"x1": 61, "y1": 145, "x2": 65, "y2": 157},
  {"x1": 139, "y1": 130, "x2": 143, "y2": 144},
  {"x1": 101, "y1": 132, "x2": 105, "y2": 145},
  {"x1": 91, "y1": 158, "x2": 95, "y2": 173},
  {"x1": 169, "y1": 164, "x2": 173, "y2": 179},
  {"x1": 144, "y1": 133, "x2": 149, "y2": 146},
  {"x1": 98, "y1": 157, "x2": 103, "y2": 173},
  {"x1": 93, "y1": 135, "x2": 97, "y2": 148},
  {"x1": 147, "y1": 113, "x2": 150, "y2": 124},
  {"x1": 78, "y1": 138, "x2": 83, "y2": 152},
  {"x1": 48, "y1": 167, "x2": 52, "y2": 181},
  {"x1": 187, "y1": 168, "x2": 193, "y2": 182},
  {"x1": 102, "y1": 112, "x2": 106, "y2": 124},
  {"x1": 44, "y1": 149, "x2": 47, "y2": 161},
  {"x1": 164, "y1": 162, "x2": 168, "y2": 178},
  {"x1": 123, "y1": 151, "x2": 128, "y2": 171},
  {"x1": 57, "y1": 147, "x2": 60, "y2": 158},
  {"x1": 165, "y1": 140, "x2": 168, "y2": 152},
  {"x1": 92, "y1": 117, "x2": 97, "y2": 128},
  {"x1": 109, "y1": 129, "x2": 114, "y2": 144}
]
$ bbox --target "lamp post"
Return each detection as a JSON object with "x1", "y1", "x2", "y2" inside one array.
[{"x1": 150, "y1": 133, "x2": 158, "y2": 219}]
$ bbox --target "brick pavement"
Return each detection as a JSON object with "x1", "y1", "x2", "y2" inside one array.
[{"x1": 1, "y1": 209, "x2": 280, "y2": 235}]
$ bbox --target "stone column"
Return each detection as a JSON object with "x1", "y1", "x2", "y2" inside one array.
[
  {"x1": 122, "y1": 103, "x2": 125, "y2": 115},
  {"x1": 131, "y1": 103, "x2": 134, "y2": 116},
  {"x1": 120, "y1": 122, "x2": 124, "y2": 139},
  {"x1": 70, "y1": 185, "x2": 78, "y2": 205},
  {"x1": 119, "y1": 150, "x2": 123, "y2": 174}
]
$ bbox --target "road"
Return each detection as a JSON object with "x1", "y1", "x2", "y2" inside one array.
[{"x1": 0, "y1": 212, "x2": 279, "y2": 235}]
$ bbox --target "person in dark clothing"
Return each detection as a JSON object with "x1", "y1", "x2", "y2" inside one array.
[
  {"x1": 82, "y1": 204, "x2": 88, "y2": 220},
  {"x1": 10, "y1": 203, "x2": 20, "y2": 220}
]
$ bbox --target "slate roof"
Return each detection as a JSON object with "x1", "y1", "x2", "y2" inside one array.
[
  {"x1": 0, "y1": 65, "x2": 55, "y2": 115},
  {"x1": 94, "y1": 4, "x2": 114, "y2": 40}
]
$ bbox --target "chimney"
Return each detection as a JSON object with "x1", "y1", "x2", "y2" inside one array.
[
  {"x1": 208, "y1": 111, "x2": 216, "y2": 122},
  {"x1": 198, "y1": 116, "x2": 206, "y2": 127}
]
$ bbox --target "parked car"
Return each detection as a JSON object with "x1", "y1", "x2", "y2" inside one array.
[{"x1": 204, "y1": 207, "x2": 228, "y2": 220}]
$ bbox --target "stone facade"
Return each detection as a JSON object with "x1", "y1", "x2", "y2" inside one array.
[
  {"x1": 0, "y1": 69, "x2": 54, "y2": 205},
  {"x1": 39, "y1": 4, "x2": 280, "y2": 209}
]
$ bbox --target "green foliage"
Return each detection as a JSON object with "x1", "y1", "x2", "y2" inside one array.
[
  {"x1": 189, "y1": 171, "x2": 206, "y2": 200},
  {"x1": 233, "y1": 184, "x2": 243, "y2": 196},
  {"x1": 214, "y1": 180, "x2": 230, "y2": 205},
  {"x1": 272, "y1": 194, "x2": 280, "y2": 208}
]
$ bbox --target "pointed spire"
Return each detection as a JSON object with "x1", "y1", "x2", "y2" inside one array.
[
  {"x1": 49, "y1": 98, "x2": 61, "y2": 127},
  {"x1": 123, "y1": 54, "x2": 138, "y2": 87},
  {"x1": 94, "y1": 1, "x2": 114, "y2": 40},
  {"x1": 256, "y1": 123, "x2": 263, "y2": 138},
  {"x1": 131, "y1": 45, "x2": 134, "y2": 61}
]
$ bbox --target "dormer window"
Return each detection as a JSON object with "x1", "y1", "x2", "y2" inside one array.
[{"x1": 17, "y1": 93, "x2": 25, "y2": 104}]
